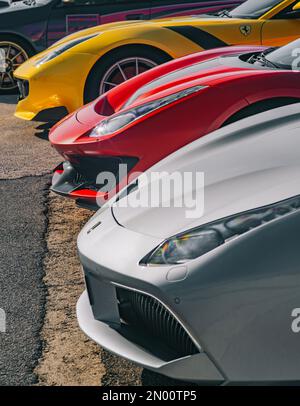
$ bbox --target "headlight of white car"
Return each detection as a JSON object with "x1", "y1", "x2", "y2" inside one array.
[
  {"x1": 35, "y1": 34, "x2": 98, "y2": 66},
  {"x1": 89, "y1": 85, "x2": 208, "y2": 138},
  {"x1": 142, "y1": 196, "x2": 300, "y2": 265}
]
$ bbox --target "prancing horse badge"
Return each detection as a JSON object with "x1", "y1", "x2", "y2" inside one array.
[{"x1": 240, "y1": 25, "x2": 252, "y2": 36}]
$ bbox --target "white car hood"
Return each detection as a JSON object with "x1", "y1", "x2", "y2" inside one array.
[{"x1": 112, "y1": 104, "x2": 300, "y2": 239}]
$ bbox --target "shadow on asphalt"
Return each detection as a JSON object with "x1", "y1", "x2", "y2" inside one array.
[
  {"x1": 0, "y1": 94, "x2": 53, "y2": 141},
  {"x1": 34, "y1": 122, "x2": 54, "y2": 141},
  {"x1": 0, "y1": 94, "x2": 56, "y2": 140}
]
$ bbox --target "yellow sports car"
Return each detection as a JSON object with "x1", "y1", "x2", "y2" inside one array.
[{"x1": 14, "y1": 0, "x2": 300, "y2": 121}]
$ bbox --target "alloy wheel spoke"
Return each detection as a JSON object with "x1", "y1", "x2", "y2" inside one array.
[
  {"x1": 11, "y1": 51, "x2": 23, "y2": 62},
  {"x1": 104, "y1": 81, "x2": 118, "y2": 88},
  {"x1": 135, "y1": 58, "x2": 139, "y2": 76},
  {"x1": 100, "y1": 57, "x2": 157, "y2": 95},
  {"x1": 6, "y1": 45, "x2": 11, "y2": 59},
  {"x1": 0, "y1": 43, "x2": 28, "y2": 89},
  {"x1": 117, "y1": 63, "x2": 128, "y2": 82},
  {"x1": 6, "y1": 72, "x2": 15, "y2": 85}
]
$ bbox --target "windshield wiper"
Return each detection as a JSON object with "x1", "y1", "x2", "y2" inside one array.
[
  {"x1": 209, "y1": 9, "x2": 232, "y2": 17},
  {"x1": 219, "y1": 9, "x2": 232, "y2": 17},
  {"x1": 248, "y1": 51, "x2": 279, "y2": 69},
  {"x1": 23, "y1": 0, "x2": 36, "y2": 5}
]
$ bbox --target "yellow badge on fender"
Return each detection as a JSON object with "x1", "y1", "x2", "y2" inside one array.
[{"x1": 240, "y1": 25, "x2": 252, "y2": 37}]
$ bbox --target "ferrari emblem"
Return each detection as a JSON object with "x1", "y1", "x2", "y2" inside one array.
[{"x1": 240, "y1": 25, "x2": 252, "y2": 37}]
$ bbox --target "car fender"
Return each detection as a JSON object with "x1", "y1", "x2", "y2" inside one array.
[
  {"x1": 78, "y1": 24, "x2": 202, "y2": 59},
  {"x1": 0, "y1": 29, "x2": 39, "y2": 51}
]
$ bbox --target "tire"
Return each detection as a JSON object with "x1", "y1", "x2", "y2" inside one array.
[
  {"x1": 84, "y1": 45, "x2": 172, "y2": 103},
  {"x1": 0, "y1": 35, "x2": 35, "y2": 95}
]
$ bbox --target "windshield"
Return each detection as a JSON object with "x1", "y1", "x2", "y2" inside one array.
[
  {"x1": 229, "y1": 0, "x2": 285, "y2": 19},
  {"x1": 266, "y1": 39, "x2": 300, "y2": 70}
]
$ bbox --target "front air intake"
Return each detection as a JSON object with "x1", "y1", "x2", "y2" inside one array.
[
  {"x1": 117, "y1": 288, "x2": 199, "y2": 359},
  {"x1": 17, "y1": 80, "x2": 29, "y2": 100}
]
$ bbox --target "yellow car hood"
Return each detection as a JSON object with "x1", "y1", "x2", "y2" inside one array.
[{"x1": 52, "y1": 16, "x2": 249, "y2": 47}]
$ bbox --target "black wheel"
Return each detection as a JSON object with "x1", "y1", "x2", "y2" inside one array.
[
  {"x1": 84, "y1": 46, "x2": 171, "y2": 103},
  {"x1": 0, "y1": 36, "x2": 34, "y2": 94}
]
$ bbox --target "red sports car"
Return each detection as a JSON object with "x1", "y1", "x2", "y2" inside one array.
[{"x1": 50, "y1": 39, "x2": 300, "y2": 209}]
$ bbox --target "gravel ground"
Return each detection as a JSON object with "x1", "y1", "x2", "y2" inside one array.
[
  {"x1": 0, "y1": 96, "x2": 59, "y2": 180},
  {"x1": 34, "y1": 194, "x2": 104, "y2": 386}
]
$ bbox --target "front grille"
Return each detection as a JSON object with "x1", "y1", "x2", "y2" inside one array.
[
  {"x1": 117, "y1": 288, "x2": 199, "y2": 359},
  {"x1": 17, "y1": 80, "x2": 29, "y2": 100},
  {"x1": 74, "y1": 171, "x2": 87, "y2": 185},
  {"x1": 70, "y1": 156, "x2": 139, "y2": 186}
]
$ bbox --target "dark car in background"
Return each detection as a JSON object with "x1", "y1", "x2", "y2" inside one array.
[{"x1": 0, "y1": 0, "x2": 242, "y2": 92}]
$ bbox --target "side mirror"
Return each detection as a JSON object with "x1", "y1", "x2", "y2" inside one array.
[{"x1": 293, "y1": 1, "x2": 300, "y2": 11}]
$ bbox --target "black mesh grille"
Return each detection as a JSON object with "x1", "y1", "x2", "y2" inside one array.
[
  {"x1": 117, "y1": 288, "x2": 198, "y2": 359},
  {"x1": 74, "y1": 171, "x2": 87, "y2": 185},
  {"x1": 70, "y1": 156, "x2": 139, "y2": 185}
]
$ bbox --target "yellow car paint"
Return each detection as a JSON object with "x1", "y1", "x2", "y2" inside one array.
[{"x1": 14, "y1": 0, "x2": 300, "y2": 120}]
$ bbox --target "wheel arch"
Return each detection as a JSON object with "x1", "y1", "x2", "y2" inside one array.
[
  {"x1": 0, "y1": 31, "x2": 37, "y2": 54},
  {"x1": 83, "y1": 43, "x2": 173, "y2": 103}
]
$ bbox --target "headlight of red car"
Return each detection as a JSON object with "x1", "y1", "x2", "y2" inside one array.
[{"x1": 89, "y1": 85, "x2": 208, "y2": 138}]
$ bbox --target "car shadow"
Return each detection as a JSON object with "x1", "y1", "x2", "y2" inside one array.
[
  {"x1": 34, "y1": 122, "x2": 55, "y2": 141},
  {"x1": 0, "y1": 93, "x2": 56, "y2": 141},
  {"x1": 141, "y1": 369, "x2": 196, "y2": 386},
  {"x1": 0, "y1": 94, "x2": 18, "y2": 104}
]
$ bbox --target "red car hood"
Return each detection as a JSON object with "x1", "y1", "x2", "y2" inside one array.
[{"x1": 121, "y1": 64, "x2": 255, "y2": 110}]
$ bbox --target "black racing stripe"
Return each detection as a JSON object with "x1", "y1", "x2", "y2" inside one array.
[{"x1": 166, "y1": 25, "x2": 228, "y2": 49}]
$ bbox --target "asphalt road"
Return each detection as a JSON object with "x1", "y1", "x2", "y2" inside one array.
[
  {"x1": 0, "y1": 96, "x2": 60, "y2": 385},
  {"x1": 0, "y1": 96, "x2": 184, "y2": 386},
  {"x1": 0, "y1": 176, "x2": 48, "y2": 385}
]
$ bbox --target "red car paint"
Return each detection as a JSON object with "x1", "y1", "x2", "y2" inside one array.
[{"x1": 50, "y1": 45, "x2": 300, "y2": 208}]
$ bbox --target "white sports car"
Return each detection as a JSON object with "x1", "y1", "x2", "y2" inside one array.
[{"x1": 77, "y1": 104, "x2": 300, "y2": 385}]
